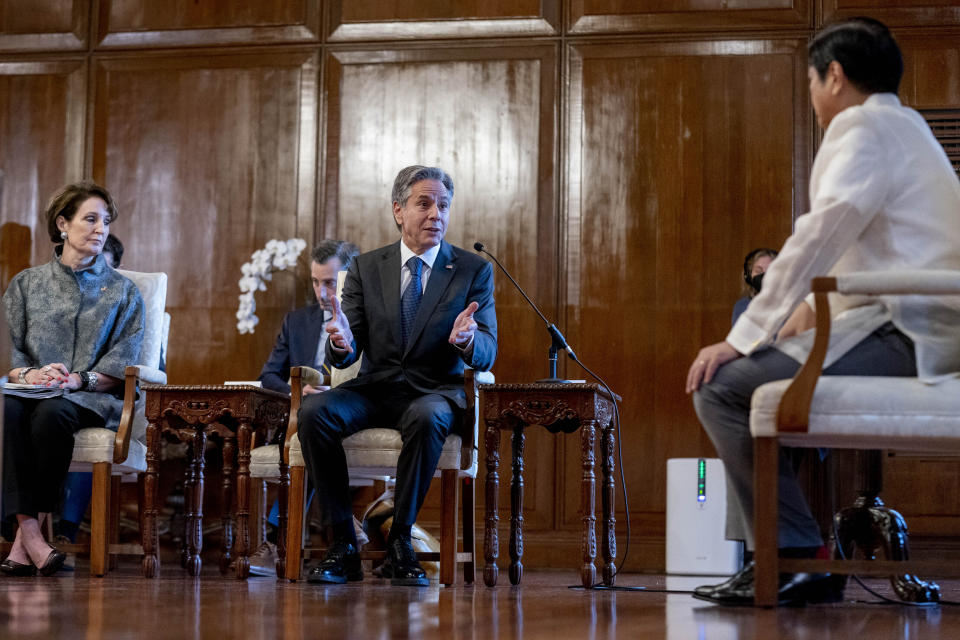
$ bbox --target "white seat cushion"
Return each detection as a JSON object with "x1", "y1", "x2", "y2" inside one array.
[
  {"x1": 751, "y1": 376, "x2": 960, "y2": 449},
  {"x1": 249, "y1": 430, "x2": 476, "y2": 479},
  {"x1": 69, "y1": 427, "x2": 147, "y2": 473}
]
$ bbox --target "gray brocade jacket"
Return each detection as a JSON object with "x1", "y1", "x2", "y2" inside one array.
[{"x1": 3, "y1": 252, "x2": 145, "y2": 429}]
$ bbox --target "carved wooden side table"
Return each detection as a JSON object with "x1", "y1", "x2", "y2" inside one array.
[
  {"x1": 479, "y1": 382, "x2": 618, "y2": 588},
  {"x1": 140, "y1": 384, "x2": 290, "y2": 579}
]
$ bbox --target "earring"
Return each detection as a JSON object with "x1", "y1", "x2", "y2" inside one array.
[{"x1": 60, "y1": 231, "x2": 68, "y2": 240}]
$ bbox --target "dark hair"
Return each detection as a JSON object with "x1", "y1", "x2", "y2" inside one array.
[
  {"x1": 103, "y1": 234, "x2": 124, "y2": 267},
  {"x1": 311, "y1": 239, "x2": 360, "y2": 270},
  {"x1": 45, "y1": 180, "x2": 118, "y2": 244},
  {"x1": 742, "y1": 248, "x2": 778, "y2": 297},
  {"x1": 808, "y1": 17, "x2": 903, "y2": 94}
]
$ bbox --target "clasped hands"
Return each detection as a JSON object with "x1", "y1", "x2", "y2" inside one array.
[{"x1": 19, "y1": 363, "x2": 83, "y2": 390}]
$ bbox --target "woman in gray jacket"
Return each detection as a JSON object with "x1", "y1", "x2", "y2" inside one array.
[{"x1": 2, "y1": 181, "x2": 144, "y2": 577}]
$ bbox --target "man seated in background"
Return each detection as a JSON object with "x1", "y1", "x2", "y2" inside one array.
[
  {"x1": 250, "y1": 239, "x2": 359, "y2": 575},
  {"x1": 259, "y1": 240, "x2": 360, "y2": 394}
]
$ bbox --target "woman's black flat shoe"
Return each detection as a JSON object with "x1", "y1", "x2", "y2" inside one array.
[
  {"x1": 1, "y1": 558, "x2": 39, "y2": 577},
  {"x1": 38, "y1": 549, "x2": 66, "y2": 577}
]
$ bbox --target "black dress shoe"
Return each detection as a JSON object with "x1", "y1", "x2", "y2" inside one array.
[
  {"x1": 380, "y1": 537, "x2": 429, "y2": 587},
  {"x1": 693, "y1": 562, "x2": 844, "y2": 607},
  {"x1": 693, "y1": 562, "x2": 755, "y2": 598},
  {"x1": 306, "y1": 541, "x2": 362, "y2": 584},
  {"x1": 0, "y1": 558, "x2": 38, "y2": 577},
  {"x1": 38, "y1": 548, "x2": 67, "y2": 577}
]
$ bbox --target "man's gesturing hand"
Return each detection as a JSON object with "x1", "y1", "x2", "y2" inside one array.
[
  {"x1": 325, "y1": 296, "x2": 354, "y2": 354},
  {"x1": 449, "y1": 301, "x2": 479, "y2": 347}
]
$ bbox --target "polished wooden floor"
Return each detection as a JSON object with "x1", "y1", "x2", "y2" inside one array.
[{"x1": 3, "y1": 564, "x2": 960, "y2": 640}]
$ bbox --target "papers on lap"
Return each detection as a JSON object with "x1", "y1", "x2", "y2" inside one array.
[{"x1": 3, "y1": 383, "x2": 66, "y2": 399}]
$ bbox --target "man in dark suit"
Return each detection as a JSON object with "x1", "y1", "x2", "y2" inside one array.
[
  {"x1": 258, "y1": 239, "x2": 360, "y2": 394},
  {"x1": 299, "y1": 165, "x2": 497, "y2": 586}
]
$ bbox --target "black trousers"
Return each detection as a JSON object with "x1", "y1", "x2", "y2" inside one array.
[
  {"x1": 298, "y1": 380, "x2": 458, "y2": 530},
  {"x1": 2, "y1": 396, "x2": 104, "y2": 521}
]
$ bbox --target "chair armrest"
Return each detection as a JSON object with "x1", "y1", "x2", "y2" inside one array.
[
  {"x1": 460, "y1": 369, "x2": 494, "y2": 471},
  {"x1": 132, "y1": 364, "x2": 166, "y2": 386},
  {"x1": 283, "y1": 366, "x2": 308, "y2": 465},
  {"x1": 835, "y1": 269, "x2": 960, "y2": 295},
  {"x1": 113, "y1": 365, "x2": 140, "y2": 464},
  {"x1": 775, "y1": 269, "x2": 960, "y2": 433},
  {"x1": 474, "y1": 370, "x2": 495, "y2": 385}
]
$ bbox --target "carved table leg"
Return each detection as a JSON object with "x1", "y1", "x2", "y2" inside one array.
[
  {"x1": 235, "y1": 420, "x2": 253, "y2": 579},
  {"x1": 834, "y1": 450, "x2": 940, "y2": 603},
  {"x1": 483, "y1": 419, "x2": 502, "y2": 587},
  {"x1": 141, "y1": 417, "x2": 162, "y2": 578},
  {"x1": 579, "y1": 419, "x2": 597, "y2": 588},
  {"x1": 184, "y1": 429, "x2": 207, "y2": 577},
  {"x1": 509, "y1": 424, "x2": 525, "y2": 585},
  {"x1": 600, "y1": 417, "x2": 617, "y2": 586},
  {"x1": 277, "y1": 456, "x2": 289, "y2": 579},
  {"x1": 220, "y1": 433, "x2": 236, "y2": 576}
]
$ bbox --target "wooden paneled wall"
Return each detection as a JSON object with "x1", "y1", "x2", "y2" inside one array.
[{"x1": 2, "y1": 0, "x2": 959, "y2": 570}]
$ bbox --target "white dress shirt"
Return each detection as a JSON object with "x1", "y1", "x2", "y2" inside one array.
[
  {"x1": 400, "y1": 242, "x2": 441, "y2": 296},
  {"x1": 727, "y1": 93, "x2": 960, "y2": 381}
]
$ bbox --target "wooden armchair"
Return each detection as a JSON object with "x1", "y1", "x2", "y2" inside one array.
[
  {"x1": 750, "y1": 270, "x2": 960, "y2": 606},
  {"x1": 282, "y1": 364, "x2": 494, "y2": 585}
]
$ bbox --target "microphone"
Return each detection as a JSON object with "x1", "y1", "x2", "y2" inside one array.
[{"x1": 474, "y1": 242, "x2": 575, "y2": 381}]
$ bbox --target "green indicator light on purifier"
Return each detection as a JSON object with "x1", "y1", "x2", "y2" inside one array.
[{"x1": 697, "y1": 458, "x2": 706, "y2": 503}]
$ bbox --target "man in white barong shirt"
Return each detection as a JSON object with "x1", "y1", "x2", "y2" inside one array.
[{"x1": 685, "y1": 17, "x2": 960, "y2": 606}]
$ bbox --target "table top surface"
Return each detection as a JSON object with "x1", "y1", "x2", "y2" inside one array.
[
  {"x1": 141, "y1": 383, "x2": 290, "y2": 401},
  {"x1": 479, "y1": 381, "x2": 621, "y2": 402}
]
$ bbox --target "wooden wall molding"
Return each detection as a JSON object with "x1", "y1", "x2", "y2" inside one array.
[
  {"x1": 326, "y1": 0, "x2": 559, "y2": 41},
  {"x1": 822, "y1": 1, "x2": 960, "y2": 28},
  {"x1": 568, "y1": 0, "x2": 811, "y2": 35},
  {"x1": 95, "y1": 0, "x2": 321, "y2": 49},
  {"x1": 0, "y1": 0, "x2": 87, "y2": 53}
]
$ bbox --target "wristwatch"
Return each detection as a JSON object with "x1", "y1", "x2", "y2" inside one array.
[{"x1": 18, "y1": 367, "x2": 36, "y2": 384}]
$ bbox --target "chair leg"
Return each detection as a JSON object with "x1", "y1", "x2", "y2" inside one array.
[
  {"x1": 90, "y1": 462, "x2": 111, "y2": 577},
  {"x1": 285, "y1": 466, "x2": 306, "y2": 581},
  {"x1": 440, "y1": 469, "x2": 459, "y2": 586},
  {"x1": 753, "y1": 437, "x2": 780, "y2": 607},
  {"x1": 109, "y1": 475, "x2": 121, "y2": 570},
  {"x1": 462, "y1": 476, "x2": 475, "y2": 585}
]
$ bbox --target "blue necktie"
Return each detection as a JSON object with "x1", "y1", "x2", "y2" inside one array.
[{"x1": 401, "y1": 256, "x2": 423, "y2": 348}]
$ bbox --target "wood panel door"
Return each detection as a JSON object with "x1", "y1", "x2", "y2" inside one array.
[
  {"x1": 321, "y1": 44, "x2": 560, "y2": 531},
  {"x1": 90, "y1": 49, "x2": 319, "y2": 383},
  {"x1": 564, "y1": 38, "x2": 808, "y2": 567}
]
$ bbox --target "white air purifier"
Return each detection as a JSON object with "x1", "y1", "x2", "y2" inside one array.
[{"x1": 666, "y1": 457, "x2": 742, "y2": 576}]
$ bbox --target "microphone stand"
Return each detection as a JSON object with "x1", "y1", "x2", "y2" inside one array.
[{"x1": 474, "y1": 242, "x2": 575, "y2": 383}]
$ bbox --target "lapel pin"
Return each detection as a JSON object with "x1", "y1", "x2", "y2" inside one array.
[{"x1": 445, "y1": 264, "x2": 453, "y2": 269}]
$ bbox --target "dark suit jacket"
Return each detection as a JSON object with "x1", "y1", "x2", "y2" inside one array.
[
  {"x1": 327, "y1": 240, "x2": 497, "y2": 409},
  {"x1": 258, "y1": 303, "x2": 327, "y2": 394}
]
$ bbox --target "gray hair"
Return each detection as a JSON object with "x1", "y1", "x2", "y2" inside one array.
[
  {"x1": 391, "y1": 165, "x2": 454, "y2": 208},
  {"x1": 310, "y1": 239, "x2": 360, "y2": 269}
]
